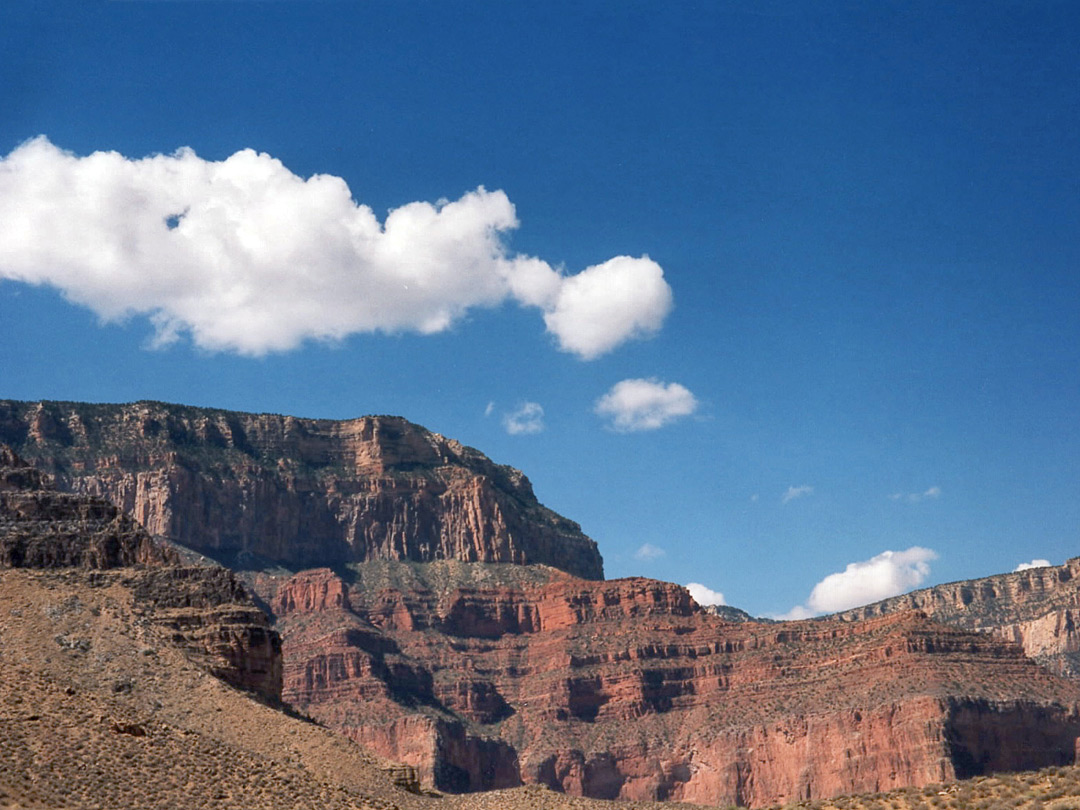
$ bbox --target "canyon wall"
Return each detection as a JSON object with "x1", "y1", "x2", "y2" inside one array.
[
  {"x1": 6, "y1": 400, "x2": 1080, "y2": 806},
  {"x1": 0, "y1": 399, "x2": 602, "y2": 579},
  {"x1": 0, "y1": 445, "x2": 172, "y2": 569},
  {"x1": 263, "y1": 563, "x2": 1080, "y2": 806}
]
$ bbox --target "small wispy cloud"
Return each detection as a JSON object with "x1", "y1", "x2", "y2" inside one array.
[
  {"x1": 889, "y1": 486, "x2": 941, "y2": 503},
  {"x1": 782, "y1": 485, "x2": 813, "y2": 504},
  {"x1": 633, "y1": 542, "x2": 666, "y2": 561},
  {"x1": 502, "y1": 402, "x2": 544, "y2": 435},
  {"x1": 483, "y1": 401, "x2": 495, "y2": 418},
  {"x1": 594, "y1": 378, "x2": 698, "y2": 432},
  {"x1": 779, "y1": 546, "x2": 938, "y2": 618},
  {"x1": 686, "y1": 582, "x2": 726, "y2": 606},
  {"x1": 1015, "y1": 559, "x2": 1052, "y2": 572}
]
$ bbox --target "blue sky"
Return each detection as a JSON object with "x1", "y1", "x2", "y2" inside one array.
[{"x1": 2, "y1": 1, "x2": 1078, "y2": 617}]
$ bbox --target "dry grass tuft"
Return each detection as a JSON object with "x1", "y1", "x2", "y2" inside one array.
[{"x1": 770, "y1": 766, "x2": 1080, "y2": 810}]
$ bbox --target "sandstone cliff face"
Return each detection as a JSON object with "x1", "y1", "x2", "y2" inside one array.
[
  {"x1": 0, "y1": 445, "x2": 281, "y2": 702},
  {"x1": 837, "y1": 558, "x2": 1080, "y2": 678},
  {"x1": 262, "y1": 563, "x2": 1080, "y2": 806},
  {"x1": 0, "y1": 400, "x2": 602, "y2": 579}
]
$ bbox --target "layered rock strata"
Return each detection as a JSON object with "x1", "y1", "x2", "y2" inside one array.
[
  {"x1": 263, "y1": 563, "x2": 1080, "y2": 806},
  {"x1": 0, "y1": 445, "x2": 281, "y2": 702},
  {"x1": 7, "y1": 401, "x2": 1080, "y2": 806},
  {"x1": 0, "y1": 399, "x2": 602, "y2": 579},
  {"x1": 837, "y1": 557, "x2": 1080, "y2": 678},
  {"x1": 130, "y1": 566, "x2": 282, "y2": 702}
]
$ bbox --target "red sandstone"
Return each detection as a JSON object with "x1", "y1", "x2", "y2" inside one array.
[{"x1": 268, "y1": 565, "x2": 1080, "y2": 806}]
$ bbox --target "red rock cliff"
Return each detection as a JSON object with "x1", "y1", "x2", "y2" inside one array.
[
  {"x1": 264, "y1": 563, "x2": 1080, "y2": 806},
  {"x1": 0, "y1": 400, "x2": 602, "y2": 579}
]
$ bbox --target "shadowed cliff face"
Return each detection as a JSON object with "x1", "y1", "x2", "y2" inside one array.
[
  {"x1": 0, "y1": 444, "x2": 174, "y2": 569},
  {"x1": 257, "y1": 563, "x2": 1080, "y2": 806},
  {"x1": 0, "y1": 400, "x2": 603, "y2": 580},
  {"x1": 836, "y1": 558, "x2": 1080, "y2": 678},
  {"x1": 0, "y1": 444, "x2": 282, "y2": 702}
]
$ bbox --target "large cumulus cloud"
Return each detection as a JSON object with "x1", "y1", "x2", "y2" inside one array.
[{"x1": 0, "y1": 137, "x2": 672, "y2": 357}]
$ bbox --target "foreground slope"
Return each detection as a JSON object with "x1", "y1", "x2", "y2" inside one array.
[
  {"x1": 773, "y1": 765, "x2": 1080, "y2": 810},
  {"x1": 0, "y1": 568, "x2": 416, "y2": 810}
]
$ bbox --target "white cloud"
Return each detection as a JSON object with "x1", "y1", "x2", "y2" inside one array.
[
  {"x1": 782, "y1": 485, "x2": 814, "y2": 504},
  {"x1": 780, "y1": 546, "x2": 938, "y2": 618},
  {"x1": 594, "y1": 378, "x2": 698, "y2": 432},
  {"x1": 633, "y1": 543, "x2": 666, "y2": 561},
  {"x1": 889, "y1": 486, "x2": 942, "y2": 503},
  {"x1": 775, "y1": 604, "x2": 815, "y2": 621},
  {"x1": 1015, "y1": 559, "x2": 1052, "y2": 572},
  {"x1": 502, "y1": 402, "x2": 544, "y2": 435},
  {"x1": 0, "y1": 137, "x2": 672, "y2": 358},
  {"x1": 540, "y1": 256, "x2": 672, "y2": 360},
  {"x1": 686, "y1": 582, "x2": 726, "y2": 607},
  {"x1": 483, "y1": 401, "x2": 495, "y2": 417}
]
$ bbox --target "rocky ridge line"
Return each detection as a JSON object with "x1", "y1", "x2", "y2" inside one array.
[
  {"x1": 0, "y1": 399, "x2": 603, "y2": 579},
  {"x1": 835, "y1": 557, "x2": 1080, "y2": 677}
]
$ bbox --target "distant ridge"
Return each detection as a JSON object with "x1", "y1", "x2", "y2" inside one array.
[
  {"x1": 835, "y1": 556, "x2": 1080, "y2": 677},
  {"x1": 0, "y1": 399, "x2": 604, "y2": 579}
]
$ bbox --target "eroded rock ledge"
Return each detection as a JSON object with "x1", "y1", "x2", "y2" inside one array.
[
  {"x1": 0, "y1": 444, "x2": 281, "y2": 702},
  {"x1": 837, "y1": 557, "x2": 1080, "y2": 678}
]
